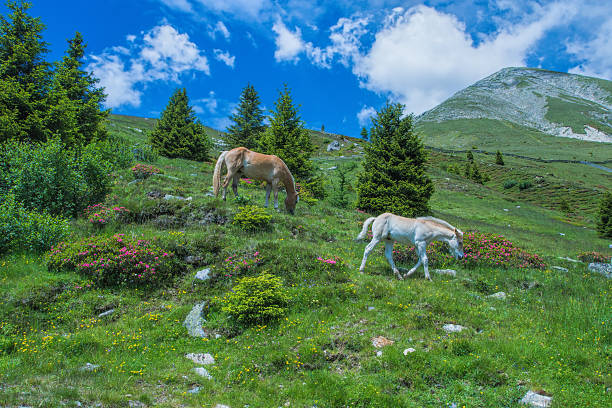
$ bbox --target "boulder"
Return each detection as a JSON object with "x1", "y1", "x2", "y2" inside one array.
[
  {"x1": 183, "y1": 302, "x2": 208, "y2": 338},
  {"x1": 551, "y1": 266, "x2": 568, "y2": 272},
  {"x1": 588, "y1": 263, "x2": 612, "y2": 279},
  {"x1": 326, "y1": 141, "x2": 341, "y2": 151},
  {"x1": 194, "y1": 367, "x2": 212, "y2": 379},
  {"x1": 186, "y1": 353, "x2": 215, "y2": 365},
  {"x1": 519, "y1": 391, "x2": 552, "y2": 407},
  {"x1": 433, "y1": 269, "x2": 457, "y2": 277},
  {"x1": 403, "y1": 348, "x2": 416, "y2": 355},
  {"x1": 371, "y1": 336, "x2": 394, "y2": 348},
  {"x1": 195, "y1": 268, "x2": 211, "y2": 281},
  {"x1": 97, "y1": 309, "x2": 115, "y2": 318},
  {"x1": 487, "y1": 292, "x2": 507, "y2": 300},
  {"x1": 443, "y1": 324, "x2": 465, "y2": 333}
]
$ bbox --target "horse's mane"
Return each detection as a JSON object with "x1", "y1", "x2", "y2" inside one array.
[{"x1": 417, "y1": 216, "x2": 460, "y2": 233}]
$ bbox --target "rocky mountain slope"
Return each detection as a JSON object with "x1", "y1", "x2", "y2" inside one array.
[{"x1": 417, "y1": 67, "x2": 612, "y2": 143}]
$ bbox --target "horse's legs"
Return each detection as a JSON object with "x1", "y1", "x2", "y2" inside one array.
[
  {"x1": 384, "y1": 240, "x2": 402, "y2": 280},
  {"x1": 404, "y1": 241, "x2": 427, "y2": 278},
  {"x1": 273, "y1": 183, "x2": 279, "y2": 211},
  {"x1": 264, "y1": 183, "x2": 272, "y2": 208},
  {"x1": 359, "y1": 237, "x2": 381, "y2": 273},
  {"x1": 222, "y1": 169, "x2": 236, "y2": 201},
  {"x1": 416, "y1": 241, "x2": 431, "y2": 280},
  {"x1": 232, "y1": 175, "x2": 239, "y2": 197}
]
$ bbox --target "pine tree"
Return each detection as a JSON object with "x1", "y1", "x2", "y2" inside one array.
[
  {"x1": 45, "y1": 32, "x2": 108, "y2": 146},
  {"x1": 321, "y1": 124, "x2": 325, "y2": 132},
  {"x1": 259, "y1": 84, "x2": 313, "y2": 180},
  {"x1": 0, "y1": 0, "x2": 52, "y2": 143},
  {"x1": 360, "y1": 126, "x2": 368, "y2": 140},
  {"x1": 356, "y1": 102, "x2": 433, "y2": 216},
  {"x1": 495, "y1": 150, "x2": 505, "y2": 165},
  {"x1": 226, "y1": 83, "x2": 265, "y2": 149},
  {"x1": 150, "y1": 88, "x2": 212, "y2": 161},
  {"x1": 466, "y1": 150, "x2": 474, "y2": 162},
  {"x1": 596, "y1": 191, "x2": 612, "y2": 238}
]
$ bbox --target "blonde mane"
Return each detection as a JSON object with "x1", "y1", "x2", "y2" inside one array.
[{"x1": 417, "y1": 216, "x2": 461, "y2": 233}]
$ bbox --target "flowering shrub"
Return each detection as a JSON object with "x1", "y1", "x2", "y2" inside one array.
[
  {"x1": 83, "y1": 203, "x2": 129, "y2": 227},
  {"x1": 394, "y1": 231, "x2": 546, "y2": 270},
  {"x1": 220, "y1": 273, "x2": 290, "y2": 325},
  {"x1": 221, "y1": 251, "x2": 264, "y2": 278},
  {"x1": 131, "y1": 163, "x2": 161, "y2": 179},
  {"x1": 233, "y1": 205, "x2": 272, "y2": 231},
  {"x1": 316, "y1": 255, "x2": 350, "y2": 282},
  {"x1": 47, "y1": 234, "x2": 186, "y2": 287},
  {"x1": 577, "y1": 251, "x2": 611, "y2": 263}
]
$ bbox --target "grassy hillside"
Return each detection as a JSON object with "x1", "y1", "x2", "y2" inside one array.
[{"x1": 1, "y1": 116, "x2": 610, "y2": 407}]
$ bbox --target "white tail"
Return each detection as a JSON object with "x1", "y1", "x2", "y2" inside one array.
[
  {"x1": 356, "y1": 217, "x2": 376, "y2": 240},
  {"x1": 212, "y1": 151, "x2": 227, "y2": 196}
]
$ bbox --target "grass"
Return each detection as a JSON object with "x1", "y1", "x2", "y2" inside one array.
[{"x1": 1, "y1": 117, "x2": 611, "y2": 407}]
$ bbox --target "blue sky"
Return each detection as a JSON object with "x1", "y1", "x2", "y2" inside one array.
[{"x1": 3, "y1": 0, "x2": 611, "y2": 137}]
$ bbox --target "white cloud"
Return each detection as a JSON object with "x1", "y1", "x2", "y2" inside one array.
[
  {"x1": 272, "y1": 19, "x2": 306, "y2": 63},
  {"x1": 567, "y1": 17, "x2": 612, "y2": 80},
  {"x1": 357, "y1": 106, "x2": 376, "y2": 126},
  {"x1": 88, "y1": 24, "x2": 210, "y2": 109},
  {"x1": 126, "y1": 34, "x2": 136, "y2": 43},
  {"x1": 160, "y1": 0, "x2": 193, "y2": 13},
  {"x1": 353, "y1": 3, "x2": 576, "y2": 114},
  {"x1": 209, "y1": 21, "x2": 231, "y2": 41},
  {"x1": 194, "y1": 0, "x2": 271, "y2": 21},
  {"x1": 195, "y1": 91, "x2": 218, "y2": 114},
  {"x1": 214, "y1": 49, "x2": 236, "y2": 68}
]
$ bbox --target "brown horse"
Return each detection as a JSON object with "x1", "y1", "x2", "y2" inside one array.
[{"x1": 212, "y1": 147, "x2": 299, "y2": 214}]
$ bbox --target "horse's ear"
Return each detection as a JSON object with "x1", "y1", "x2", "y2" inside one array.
[{"x1": 454, "y1": 228, "x2": 458, "y2": 235}]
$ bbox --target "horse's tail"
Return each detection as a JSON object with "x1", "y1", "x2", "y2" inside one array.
[
  {"x1": 356, "y1": 217, "x2": 376, "y2": 241},
  {"x1": 212, "y1": 151, "x2": 228, "y2": 196}
]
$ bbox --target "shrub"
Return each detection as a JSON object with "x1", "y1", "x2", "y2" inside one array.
[
  {"x1": 83, "y1": 203, "x2": 130, "y2": 228},
  {"x1": 316, "y1": 255, "x2": 351, "y2": 283},
  {"x1": 131, "y1": 163, "x2": 161, "y2": 179},
  {"x1": 47, "y1": 234, "x2": 186, "y2": 287},
  {"x1": 220, "y1": 273, "x2": 290, "y2": 325},
  {"x1": 394, "y1": 231, "x2": 546, "y2": 269},
  {"x1": 233, "y1": 205, "x2": 272, "y2": 231},
  {"x1": 220, "y1": 251, "x2": 264, "y2": 278},
  {"x1": 577, "y1": 251, "x2": 611, "y2": 263},
  {"x1": 233, "y1": 194, "x2": 254, "y2": 205},
  {"x1": 131, "y1": 143, "x2": 159, "y2": 162},
  {"x1": 0, "y1": 194, "x2": 70, "y2": 254},
  {"x1": 596, "y1": 191, "x2": 612, "y2": 238},
  {"x1": 503, "y1": 180, "x2": 517, "y2": 189},
  {"x1": 299, "y1": 174, "x2": 327, "y2": 200},
  {"x1": 495, "y1": 150, "x2": 505, "y2": 165},
  {"x1": 518, "y1": 181, "x2": 532, "y2": 190}
]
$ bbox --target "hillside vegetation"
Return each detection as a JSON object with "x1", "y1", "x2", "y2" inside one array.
[{"x1": 0, "y1": 115, "x2": 610, "y2": 408}]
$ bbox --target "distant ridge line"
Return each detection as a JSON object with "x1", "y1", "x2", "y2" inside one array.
[{"x1": 425, "y1": 146, "x2": 612, "y2": 165}]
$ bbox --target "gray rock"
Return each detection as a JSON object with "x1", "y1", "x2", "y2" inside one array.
[
  {"x1": 403, "y1": 348, "x2": 416, "y2": 355},
  {"x1": 97, "y1": 309, "x2": 115, "y2": 318},
  {"x1": 213, "y1": 405, "x2": 231, "y2": 408},
  {"x1": 187, "y1": 386, "x2": 201, "y2": 394},
  {"x1": 552, "y1": 266, "x2": 568, "y2": 272},
  {"x1": 127, "y1": 179, "x2": 142, "y2": 186},
  {"x1": 183, "y1": 302, "x2": 208, "y2": 338},
  {"x1": 186, "y1": 353, "x2": 215, "y2": 365},
  {"x1": 487, "y1": 292, "x2": 507, "y2": 300},
  {"x1": 588, "y1": 263, "x2": 612, "y2": 278},
  {"x1": 433, "y1": 269, "x2": 457, "y2": 277},
  {"x1": 558, "y1": 256, "x2": 580, "y2": 263},
  {"x1": 367, "y1": 306, "x2": 375, "y2": 311},
  {"x1": 443, "y1": 324, "x2": 465, "y2": 333},
  {"x1": 375, "y1": 350, "x2": 383, "y2": 357},
  {"x1": 185, "y1": 255, "x2": 203, "y2": 264},
  {"x1": 520, "y1": 391, "x2": 552, "y2": 407},
  {"x1": 164, "y1": 194, "x2": 185, "y2": 201},
  {"x1": 194, "y1": 367, "x2": 212, "y2": 379},
  {"x1": 326, "y1": 140, "x2": 341, "y2": 151},
  {"x1": 128, "y1": 401, "x2": 146, "y2": 408},
  {"x1": 80, "y1": 363, "x2": 100, "y2": 371},
  {"x1": 153, "y1": 173, "x2": 180, "y2": 181},
  {"x1": 205, "y1": 192, "x2": 215, "y2": 197},
  {"x1": 195, "y1": 268, "x2": 211, "y2": 281}
]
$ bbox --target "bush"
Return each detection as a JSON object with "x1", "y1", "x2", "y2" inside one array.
[
  {"x1": 299, "y1": 174, "x2": 327, "y2": 200},
  {"x1": 233, "y1": 205, "x2": 272, "y2": 231},
  {"x1": 518, "y1": 181, "x2": 532, "y2": 191},
  {"x1": 577, "y1": 251, "x2": 611, "y2": 263},
  {"x1": 131, "y1": 143, "x2": 159, "y2": 162},
  {"x1": 394, "y1": 231, "x2": 546, "y2": 269},
  {"x1": 220, "y1": 250, "x2": 264, "y2": 278},
  {"x1": 220, "y1": 273, "x2": 290, "y2": 325},
  {"x1": 83, "y1": 203, "x2": 130, "y2": 228},
  {"x1": 503, "y1": 180, "x2": 517, "y2": 189},
  {"x1": 47, "y1": 234, "x2": 186, "y2": 287},
  {"x1": 596, "y1": 191, "x2": 612, "y2": 238},
  {"x1": 131, "y1": 163, "x2": 161, "y2": 179},
  {"x1": 0, "y1": 194, "x2": 70, "y2": 254},
  {"x1": 315, "y1": 255, "x2": 351, "y2": 283}
]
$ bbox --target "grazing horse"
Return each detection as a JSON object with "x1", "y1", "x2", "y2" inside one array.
[
  {"x1": 212, "y1": 147, "x2": 299, "y2": 214},
  {"x1": 356, "y1": 213, "x2": 464, "y2": 280}
]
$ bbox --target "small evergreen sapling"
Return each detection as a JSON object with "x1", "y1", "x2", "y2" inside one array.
[
  {"x1": 495, "y1": 150, "x2": 505, "y2": 165},
  {"x1": 226, "y1": 83, "x2": 265, "y2": 149},
  {"x1": 596, "y1": 191, "x2": 612, "y2": 238}
]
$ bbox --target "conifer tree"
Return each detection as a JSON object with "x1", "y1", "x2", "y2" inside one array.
[
  {"x1": 596, "y1": 191, "x2": 612, "y2": 238},
  {"x1": 45, "y1": 32, "x2": 108, "y2": 146},
  {"x1": 495, "y1": 150, "x2": 504, "y2": 165},
  {"x1": 150, "y1": 88, "x2": 212, "y2": 161},
  {"x1": 360, "y1": 126, "x2": 368, "y2": 140},
  {"x1": 356, "y1": 102, "x2": 433, "y2": 216},
  {"x1": 259, "y1": 84, "x2": 313, "y2": 180},
  {"x1": 226, "y1": 83, "x2": 265, "y2": 149},
  {"x1": 0, "y1": 0, "x2": 52, "y2": 142},
  {"x1": 466, "y1": 150, "x2": 474, "y2": 162}
]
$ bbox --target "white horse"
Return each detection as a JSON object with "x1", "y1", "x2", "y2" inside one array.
[{"x1": 356, "y1": 213, "x2": 464, "y2": 280}]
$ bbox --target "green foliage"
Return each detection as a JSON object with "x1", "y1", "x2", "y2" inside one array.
[
  {"x1": 149, "y1": 88, "x2": 212, "y2": 161},
  {"x1": 464, "y1": 161, "x2": 489, "y2": 184},
  {"x1": 131, "y1": 163, "x2": 161, "y2": 180},
  {"x1": 495, "y1": 150, "x2": 505, "y2": 165},
  {"x1": 559, "y1": 198, "x2": 571, "y2": 214},
  {"x1": 360, "y1": 126, "x2": 368, "y2": 140},
  {"x1": 226, "y1": 83, "x2": 265, "y2": 149},
  {"x1": 503, "y1": 179, "x2": 517, "y2": 189},
  {"x1": 131, "y1": 143, "x2": 159, "y2": 162},
  {"x1": 0, "y1": 137, "x2": 128, "y2": 217},
  {"x1": 47, "y1": 234, "x2": 186, "y2": 287},
  {"x1": 0, "y1": 193, "x2": 69, "y2": 254},
  {"x1": 232, "y1": 205, "x2": 272, "y2": 231},
  {"x1": 577, "y1": 251, "x2": 611, "y2": 263},
  {"x1": 518, "y1": 181, "x2": 533, "y2": 190},
  {"x1": 0, "y1": 0, "x2": 51, "y2": 143},
  {"x1": 330, "y1": 162, "x2": 355, "y2": 208},
  {"x1": 466, "y1": 150, "x2": 474, "y2": 162},
  {"x1": 299, "y1": 174, "x2": 327, "y2": 200},
  {"x1": 356, "y1": 102, "x2": 433, "y2": 217},
  {"x1": 596, "y1": 191, "x2": 612, "y2": 238},
  {"x1": 259, "y1": 84, "x2": 313, "y2": 180},
  {"x1": 220, "y1": 273, "x2": 290, "y2": 325}
]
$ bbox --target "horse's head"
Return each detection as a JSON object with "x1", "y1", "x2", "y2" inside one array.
[
  {"x1": 448, "y1": 228, "x2": 464, "y2": 259},
  {"x1": 285, "y1": 191, "x2": 299, "y2": 215}
]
